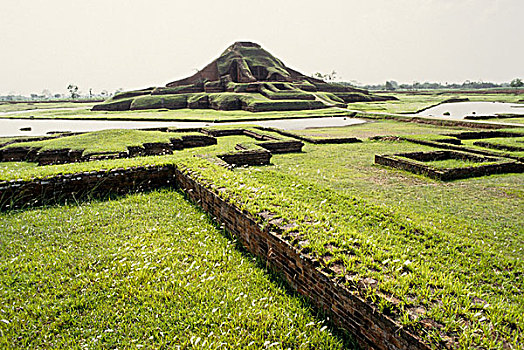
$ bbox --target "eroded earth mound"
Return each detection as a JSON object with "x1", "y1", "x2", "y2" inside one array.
[{"x1": 93, "y1": 41, "x2": 395, "y2": 112}]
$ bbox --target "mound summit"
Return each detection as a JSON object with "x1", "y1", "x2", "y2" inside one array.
[{"x1": 93, "y1": 41, "x2": 395, "y2": 112}]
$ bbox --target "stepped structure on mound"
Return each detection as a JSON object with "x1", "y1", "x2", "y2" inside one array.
[{"x1": 93, "y1": 41, "x2": 396, "y2": 112}]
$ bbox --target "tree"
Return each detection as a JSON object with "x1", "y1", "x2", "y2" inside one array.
[
  {"x1": 510, "y1": 78, "x2": 523, "y2": 87},
  {"x1": 385, "y1": 81, "x2": 398, "y2": 91},
  {"x1": 313, "y1": 70, "x2": 338, "y2": 82},
  {"x1": 67, "y1": 84, "x2": 79, "y2": 99}
]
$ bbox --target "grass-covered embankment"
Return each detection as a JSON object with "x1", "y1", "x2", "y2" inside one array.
[{"x1": 0, "y1": 190, "x2": 351, "y2": 348}]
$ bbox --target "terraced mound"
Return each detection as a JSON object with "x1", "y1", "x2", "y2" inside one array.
[{"x1": 93, "y1": 41, "x2": 395, "y2": 112}]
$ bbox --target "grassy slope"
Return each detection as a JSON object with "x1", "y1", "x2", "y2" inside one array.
[{"x1": 0, "y1": 190, "x2": 350, "y2": 349}]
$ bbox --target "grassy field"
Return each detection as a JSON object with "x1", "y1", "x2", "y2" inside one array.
[
  {"x1": 0, "y1": 190, "x2": 351, "y2": 349},
  {"x1": 283, "y1": 120, "x2": 472, "y2": 139},
  {"x1": 166, "y1": 120, "x2": 521, "y2": 349},
  {"x1": 1, "y1": 115, "x2": 523, "y2": 348}
]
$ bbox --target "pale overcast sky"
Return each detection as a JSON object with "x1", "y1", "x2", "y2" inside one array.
[{"x1": 1, "y1": 0, "x2": 522, "y2": 95}]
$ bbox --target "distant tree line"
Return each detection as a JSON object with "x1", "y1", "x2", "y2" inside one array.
[
  {"x1": 339, "y1": 78, "x2": 524, "y2": 91},
  {"x1": 0, "y1": 85, "x2": 121, "y2": 102}
]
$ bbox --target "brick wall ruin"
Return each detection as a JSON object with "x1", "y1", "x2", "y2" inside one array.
[{"x1": 375, "y1": 151, "x2": 524, "y2": 180}]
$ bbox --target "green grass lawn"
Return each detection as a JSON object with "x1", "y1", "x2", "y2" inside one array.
[
  {"x1": 0, "y1": 190, "x2": 351, "y2": 349},
  {"x1": 1, "y1": 119, "x2": 522, "y2": 349},
  {"x1": 287, "y1": 120, "x2": 471, "y2": 139}
]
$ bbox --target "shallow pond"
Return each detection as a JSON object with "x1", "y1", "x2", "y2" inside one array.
[
  {"x1": 415, "y1": 101, "x2": 524, "y2": 119},
  {"x1": 0, "y1": 116, "x2": 366, "y2": 137}
]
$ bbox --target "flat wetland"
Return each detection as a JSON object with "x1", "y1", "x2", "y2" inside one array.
[{"x1": 1, "y1": 90, "x2": 523, "y2": 349}]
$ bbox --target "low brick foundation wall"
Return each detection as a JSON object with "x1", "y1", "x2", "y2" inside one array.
[
  {"x1": 0, "y1": 165, "x2": 177, "y2": 210},
  {"x1": 446, "y1": 131, "x2": 523, "y2": 140},
  {"x1": 257, "y1": 140, "x2": 304, "y2": 153},
  {"x1": 242, "y1": 129, "x2": 279, "y2": 141},
  {"x1": 36, "y1": 149, "x2": 84, "y2": 165},
  {"x1": 0, "y1": 147, "x2": 37, "y2": 162},
  {"x1": 180, "y1": 135, "x2": 217, "y2": 148},
  {"x1": 217, "y1": 150, "x2": 272, "y2": 166},
  {"x1": 201, "y1": 128, "x2": 244, "y2": 137},
  {"x1": 473, "y1": 140, "x2": 524, "y2": 152},
  {"x1": 375, "y1": 151, "x2": 524, "y2": 180},
  {"x1": 401, "y1": 137, "x2": 524, "y2": 163},
  {"x1": 174, "y1": 167, "x2": 430, "y2": 350}
]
